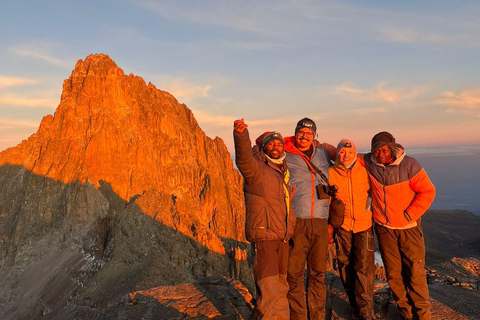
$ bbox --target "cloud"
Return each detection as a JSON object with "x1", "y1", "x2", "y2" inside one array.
[
  {"x1": 153, "y1": 77, "x2": 212, "y2": 100},
  {"x1": 378, "y1": 26, "x2": 468, "y2": 46},
  {"x1": 375, "y1": 5, "x2": 480, "y2": 47},
  {"x1": 10, "y1": 42, "x2": 71, "y2": 68},
  {"x1": 0, "y1": 93, "x2": 57, "y2": 108},
  {"x1": 102, "y1": 25, "x2": 160, "y2": 47},
  {"x1": 0, "y1": 76, "x2": 36, "y2": 88},
  {"x1": 0, "y1": 118, "x2": 40, "y2": 129},
  {"x1": 351, "y1": 107, "x2": 387, "y2": 115},
  {"x1": 193, "y1": 110, "x2": 309, "y2": 128},
  {"x1": 133, "y1": 0, "x2": 303, "y2": 38},
  {"x1": 149, "y1": 74, "x2": 236, "y2": 106},
  {"x1": 193, "y1": 111, "x2": 236, "y2": 127},
  {"x1": 435, "y1": 87, "x2": 480, "y2": 117},
  {"x1": 133, "y1": 0, "x2": 480, "y2": 48},
  {"x1": 222, "y1": 41, "x2": 288, "y2": 51},
  {"x1": 332, "y1": 82, "x2": 424, "y2": 103}
]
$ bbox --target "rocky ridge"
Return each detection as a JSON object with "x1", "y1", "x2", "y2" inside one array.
[{"x1": 0, "y1": 53, "x2": 245, "y2": 255}]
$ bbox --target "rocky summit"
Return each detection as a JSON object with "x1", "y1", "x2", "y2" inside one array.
[{"x1": 0, "y1": 54, "x2": 251, "y2": 319}]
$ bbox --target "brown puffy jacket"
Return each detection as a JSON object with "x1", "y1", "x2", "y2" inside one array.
[
  {"x1": 329, "y1": 159, "x2": 373, "y2": 233},
  {"x1": 234, "y1": 129, "x2": 296, "y2": 243}
]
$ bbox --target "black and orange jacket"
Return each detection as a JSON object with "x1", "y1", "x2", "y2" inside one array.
[
  {"x1": 362, "y1": 146, "x2": 435, "y2": 228},
  {"x1": 234, "y1": 129, "x2": 296, "y2": 242}
]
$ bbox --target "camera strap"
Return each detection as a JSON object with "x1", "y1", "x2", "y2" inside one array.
[{"x1": 302, "y1": 155, "x2": 329, "y2": 186}]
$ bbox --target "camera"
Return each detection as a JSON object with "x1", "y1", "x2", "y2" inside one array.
[{"x1": 316, "y1": 184, "x2": 338, "y2": 199}]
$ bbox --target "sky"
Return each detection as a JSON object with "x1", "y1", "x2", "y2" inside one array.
[{"x1": 1, "y1": 0, "x2": 480, "y2": 153}]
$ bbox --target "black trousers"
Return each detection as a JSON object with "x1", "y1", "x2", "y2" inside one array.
[
  {"x1": 375, "y1": 223, "x2": 431, "y2": 320},
  {"x1": 335, "y1": 227, "x2": 375, "y2": 319}
]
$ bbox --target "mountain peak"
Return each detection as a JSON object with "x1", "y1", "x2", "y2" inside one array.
[
  {"x1": 0, "y1": 54, "x2": 245, "y2": 254},
  {"x1": 75, "y1": 53, "x2": 120, "y2": 74}
]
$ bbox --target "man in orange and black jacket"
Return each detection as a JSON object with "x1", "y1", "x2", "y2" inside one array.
[{"x1": 363, "y1": 131, "x2": 435, "y2": 320}]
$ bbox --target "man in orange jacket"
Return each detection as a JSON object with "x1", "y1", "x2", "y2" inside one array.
[
  {"x1": 329, "y1": 139, "x2": 374, "y2": 320},
  {"x1": 363, "y1": 132, "x2": 435, "y2": 320}
]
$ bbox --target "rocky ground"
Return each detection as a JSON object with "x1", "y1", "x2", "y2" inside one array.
[
  {"x1": 89, "y1": 244, "x2": 480, "y2": 320},
  {"x1": 87, "y1": 266, "x2": 480, "y2": 320}
]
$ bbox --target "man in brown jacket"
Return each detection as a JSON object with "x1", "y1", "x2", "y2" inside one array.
[{"x1": 234, "y1": 119, "x2": 296, "y2": 320}]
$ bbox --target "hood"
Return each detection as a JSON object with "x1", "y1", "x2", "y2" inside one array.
[{"x1": 284, "y1": 136, "x2": 315, "y2": 157}]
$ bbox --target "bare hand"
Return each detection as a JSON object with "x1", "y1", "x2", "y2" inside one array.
[{"x1": 234, "y1": 119, "x2": 248, "y2": 133}]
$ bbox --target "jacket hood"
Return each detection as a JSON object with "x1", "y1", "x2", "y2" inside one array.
[
  {"x1": 284, "y1": 136, "x2": 315, "y2": 157},
  {"x1": 333, "y1": 157, "x2": 357, "y2": 173}
]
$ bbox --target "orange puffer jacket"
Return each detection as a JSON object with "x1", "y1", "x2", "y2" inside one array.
[
  {"x1": 329, "y1": 159, "x2": 372, "y2": 233},
  {"x1": 363, "y1": 146, "x2": 435, "y2": 228}
]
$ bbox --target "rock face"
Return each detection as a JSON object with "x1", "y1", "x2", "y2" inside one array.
[
  {"x1": 0, "y1": 53, "x2": 245, "y2": 255},
  {"x1": 0, "y1": 54, "x2": 251, "y2": 319}
]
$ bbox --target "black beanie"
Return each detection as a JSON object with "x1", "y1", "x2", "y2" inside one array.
[
  {"x1": 371, "y1": 131, "x2": 395, "y2": 152},
  {"x1": 295, "y1": 118, "x2": 317, "y2": 135}
]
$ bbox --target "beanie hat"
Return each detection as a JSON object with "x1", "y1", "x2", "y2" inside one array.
[
  {"x1": 371, "y1": 131, "x2": 395, "y2": 152},
  {"x1": 336, "y1": 139, "x2": 357, "y2": 156},
  {"x1": 295, "y1": 118, "x2": 317, "y2": 136},
  {"x1": 255, "y1": 131, "x2": 284, "y2": 150}
]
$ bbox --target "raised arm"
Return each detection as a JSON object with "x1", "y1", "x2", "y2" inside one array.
[{"x1": 233, "y1": 119, "x2": 263, "y2": 185}]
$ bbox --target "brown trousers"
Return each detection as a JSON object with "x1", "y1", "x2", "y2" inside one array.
[
  {"x1": 287, "y1": 218, "x2": 329, "y2": 320},
  {"x1": 375, "y1": 223, "x2": 431, "y2": 320},
  {"x1": 253, "y1": 240, "x2": 289, "y2": 320},
  {"x1": 335, "y1": 227, "x2": 375, "y2": 319}
]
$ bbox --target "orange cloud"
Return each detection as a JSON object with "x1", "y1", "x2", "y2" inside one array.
[
  {"x1": 436, "y1": 87, "x2": 480, "y2": 117},
  {"x1": 0, "y1": 76, "x2": 36, "y2": 88},
  {"x1": 332, "y1": 81, "x2": 423, "y2": 103},
  {"x1": 0, "y1": 94, "x2": 57, "y2": 108},
  {"x1": 0, "y1": 118, "x2": 40, "y2": 128}
]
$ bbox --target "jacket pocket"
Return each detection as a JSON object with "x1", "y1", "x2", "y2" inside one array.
[{"x1": 245, "y1": 205, "x2": 268, "y2": 241}]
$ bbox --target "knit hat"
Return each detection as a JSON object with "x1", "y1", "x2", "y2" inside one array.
[
  {"x1": 336, "y1": 139, "x2": 357, "y2": 155},
  {"x1": 255, "y1": 131, "x2": 284, "y2": 150},
  {"x1": 295, "y1": 118, "x2": 317, "y2": 136},
  {"x1": 371, "y1": 131, "x2": 395, "y2": 152}
]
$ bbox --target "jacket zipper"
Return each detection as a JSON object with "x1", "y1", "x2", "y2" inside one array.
[
  {"x1": 310, "y1": 172, "x2": 315, "y2": 219},
  {"x1": 382, "y1": 166, "x2": 388, "y2": 224},
  {"x1": 282, "y1": 169, "x2": 291, "y2": 242},
  {"x1": 348, "y1": 170, "x2": 354, "y2": 231}
]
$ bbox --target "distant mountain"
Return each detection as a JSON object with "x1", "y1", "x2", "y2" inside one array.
[{"x1": 0, "y1": 54, "x2": 251, "y2": 319}]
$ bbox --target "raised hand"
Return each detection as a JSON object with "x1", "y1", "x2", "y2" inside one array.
[{"x1": 234, "y1": 118, "x2": 248, "y2": 133}]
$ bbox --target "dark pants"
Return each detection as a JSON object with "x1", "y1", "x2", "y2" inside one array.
[
  {"x1": 287, "y1": 218, "x2": 329, "y2": 320},
  {"x1": 375, "y1": 223, "x2": 431, "y2": 320},
  {"x1": 335, "y1": 227, "x2": 375, "y2": 319},
  {"x1": 253, "y1": 240, "x2": 290, "y2": 320}
]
